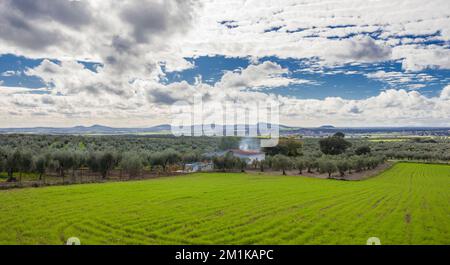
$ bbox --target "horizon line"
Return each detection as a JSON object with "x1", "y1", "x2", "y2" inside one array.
[{"x1": 1, "y1": 123, "x2": 450, "y2": 130}]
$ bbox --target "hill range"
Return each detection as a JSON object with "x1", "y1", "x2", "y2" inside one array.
[{"x1": 0, "y1": 124, "x2": 448, "y2": 137}]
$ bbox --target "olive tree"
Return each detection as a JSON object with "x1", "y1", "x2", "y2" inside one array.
[
  {"x1": 355, "y1": 146, "x2": 371, "y2": 155},
  {"x1": 120, "y1": 152, "x2": 143, "y2": 178},
  {"x1": 18, "y1": 150, "x2": 33, "y2": 182},
  {"x1": 52, "y1": 151, "x2": 74, "y2": 183},
  {"x1": 150, "y1": 149, "x2": 181, "y2": 172},
  {"x1": 272, "y1": 154, "x2": 293, "y2": 175},
  {"x1": 318, "y1": 159, "x2": 337, "y2": 178},
  {"x1": 98, "y1": 152, "x2": 116, "y2": 179},
  {"x1": 34, "y1": 155, "x2": 48, "y2": 181},
  {"x1": 5, "y1": 150, "x2": 22, "y2": 182},
  {"x1": 336, "y1": 159, "x2": 350, "y2": 177},
  {"x1": 319, "y1": 136, "x2": 352, "y2": 155},
  {"x1": 295, "y1": 157, "x2": 306, "y2": 174}
]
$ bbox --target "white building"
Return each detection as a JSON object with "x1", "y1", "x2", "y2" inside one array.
[{"x1": 185, "y1": 162, "x2": 214, "y2": 172}]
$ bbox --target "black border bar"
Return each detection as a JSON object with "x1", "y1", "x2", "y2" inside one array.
[{"x1": 1, "y1": 245, "x2": 448, "y2": 264}]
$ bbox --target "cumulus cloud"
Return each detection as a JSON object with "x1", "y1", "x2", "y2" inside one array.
[
  {"x1": 146, "y1": 81, "x2": 198, "y2": 105},
  {"x1": 0, "y1": 0, "x2": 199, "y2": 74},
  {"x1": 0, "y1": 0, "x2": 92, "y2": 51},
  {"x1": 216, "y1": 61, "x2": 314, "y2": 90},
  {"x1": 365, "y1": 70, "x2": 437, "y2": 89},
  {"x1": 2, "y1": 83, "x2": 450, "y2": 127},
  {"x1": 281, "y1": 88, "x2": 450, "y2": 126},
  {"x1": 184, "y1": 0, "x2": 450, "y2": 69},
  {"x1": 440, "y1": 85, "x2": 450, "y2": 100},
  {"x1": 323, "y1": 36, "x2": 392, "y2": 64},
  {"x1": 8, "y1": 0, "x2": 92, "y2": 27},
  {"x1": 1, "y1": 70, "x2": 21, "y2": 77},
  {"x1": 1, "y1": 0, "x2": 448, "y2": 69},
  {"x1": 0, "y1": 0, "x2": 449, "y2": 127},
  {"x1": 395, "y1": 46, "x2": 450, "y2": 72},
  {"x1": 25, "y1": 59, "x2": 135, "y2": 96},
  {"x1": 121, "y1": 0, "x2": 195, "y2": 44},
  {"x1": 2, "y1": 64, "x2": 450, "y2": 127}
]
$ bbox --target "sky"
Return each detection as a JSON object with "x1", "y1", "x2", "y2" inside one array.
[{"x1": 0, "y1": 0, "x2": 450, "y2": 128}]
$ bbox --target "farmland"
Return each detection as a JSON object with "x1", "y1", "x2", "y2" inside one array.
[{"x1": 0, "y1": 162, "x2": 448, "y2": 245}]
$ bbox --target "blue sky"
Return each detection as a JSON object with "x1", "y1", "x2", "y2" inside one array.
[
  {"x1": 0, "y1": 0, "x2": 449, "y2": 127},
  {"x1": 3, "y1": 54, "x2": 449, "y2": 100},
  {"x1": 163, "y1": 55, "x2": 450, "y2": 99},
  {"x1": 0, "y1": 54, "x2": 99, "y2": 89}
]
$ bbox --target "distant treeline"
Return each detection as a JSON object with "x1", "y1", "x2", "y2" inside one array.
[
  {"x1": 0, "y1": 148, "x2": 206, "y2": 183},
  {"x1": 198, "y1": 134, "x2": 386, "y2": 178},
  {"x1": 0, "y1": 134, "x2": 448, "y2": 185},
  {"x1": 214, "y1": 151, "x2": 386, "y2": 178},
  {"x1": 0, "y1": 134, "x2": 227, "y2": 183}
]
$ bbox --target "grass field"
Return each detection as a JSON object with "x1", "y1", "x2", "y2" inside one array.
[{"x1": 0, "y1": 163, "x2": 448, "y2": 245}]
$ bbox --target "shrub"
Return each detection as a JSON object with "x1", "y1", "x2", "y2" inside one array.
[
  {"x1": 272, "y1": 154, "x2": 293, "y2": 175},
  {"x1": 355, "y1": 146, "x2": 371, "y2": 155},
  {"x1": 318, "y1": 159, "x2": 337, "y2": 178},
  {"x1": 319, "y1": 136, "x2": 351, "y2": 155},
  {"x1": 295, "y1": 157, "x2": 306, "y2": 174},
  {"x1": 120, "y1": 153, "x2": 143, "y2": 178},
  {"x1": 336, "y1": 160, "x2": 350, "y2": 177}
]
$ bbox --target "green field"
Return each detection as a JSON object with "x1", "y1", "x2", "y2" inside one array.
[{"x1": 0, "y1": 163, "x2": 449, "y2": 245}]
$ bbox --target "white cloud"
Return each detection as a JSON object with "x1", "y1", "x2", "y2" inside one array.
[
  {"x1": 281, "y1": 88, "x2": 450, "y2": 126},
  {"x1": 1, "y1": 70, "x2": 21, "y2": 77},
  {"x1": 184, "y1": 0, "x2": 450, "y2": 68},
  {"x1": 394, "y1": 45, "x2": 450, "y2": 72},
  {"x1": 1, "y1": 77, "x2": 450, "y2": 127},
  {"x1": 216, "y1": 61, "x2": 314, "y2": 90},
  {"x1": 25, "y1": 59, "x2": 144, "y2": 97},
  {"x1": 365, "y1": 70, "x2": 437, "y2": 89},
  {"x1": 321, "y1": 36, "x2": 392, "y2": 65},
  {"x1": 0, "y1": 0, "x2": 448, "y2": 70},
  {"x1": 440, "y1": 85, "x2": 450, "y2": 100},
  {"x1": 0, "y1": 0, "x2": 449, "y2": 127},
  {"x1": 0, "y1": 0, "x2": 200, "y2": 74}
]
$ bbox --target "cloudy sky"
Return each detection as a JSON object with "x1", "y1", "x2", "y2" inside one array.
[{"x1": 0, "y1": 0, "x2": 450, "y2": 128}]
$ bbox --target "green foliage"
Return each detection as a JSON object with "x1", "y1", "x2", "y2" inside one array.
[
  {"x1": 120, "y1": 152, "x2": 143, "y2": 178},
  {"x1": 318, "y1": 159, "x2": 337, "y2": 177},
  {"x1": 98, "y1": 152, "x2": 117, "y2": 179},
  {"x1": 335, "y1": 159, "x2": 350, "y2": 177},
  {"x1": 19, "y1": 151, "x2": 33, "y2": 174},
  {"x1": 353, "y1": 157, "x2": 367, "y2": 172},
  {"x1": 259, "y1": 157, "x2": 272, "y2": 172},
  {"x1": 149, "y1": 149, "x2": 181, "y2": 172},
  {"x1": 272, "y1": 154, "x2": 293, "y2": 175},
  {"x1": 218, "y1": 137, "x2": 240, "y2": 150},
  {"x1": 319, "y1": 136, "x2": 352, "y2": 155},
  {"x1": 355, "y1": 146, "x2": 371, "y2": 155},
  {"x1": 333, "y1": 132, "x2": 345, "y2": 138},
  {"x1": 263, "y1": 138, "x2": 303, "y2": 156},
  {"x1": 52, "y1": 150, "x2": 75, "y2": 179},
  {"x1": 34, "y1": 155, "x2": 47, "y2": 180},
  {"x1": 294, "y1": 157, "x2": 306, "y2": 174},
  {"x1": 0, "y1": 163, "x2": 448, "y2": 244},
  {"x1": 0, "y1": 135, "x2": 447, "y2": 183},
  {"x1": 212, "y1": 152, "x2": 247, "y2": 172},
  {"x1": 4, "y1": 150, "x2": 22, "y2": 181}
]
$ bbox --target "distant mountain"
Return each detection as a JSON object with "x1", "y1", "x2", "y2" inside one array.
[
  {"x1": 0, "y1": 124, "x2": 448, "y2": 136},
  {"x1": 0, "y1": 123, "x2": 289, "y2": 135},
  {"x1": 0, "y1": 124, "x2": 172, "y2": 135}
]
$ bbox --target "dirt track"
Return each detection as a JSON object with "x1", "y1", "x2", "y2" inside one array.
[{"x1": 247, "y1": 162, "x2": 394, "y2": 181}]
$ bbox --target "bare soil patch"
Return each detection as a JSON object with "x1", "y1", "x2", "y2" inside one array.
[{"x1": 246, "y1": 162, "x2": 394, "y2": 181}]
